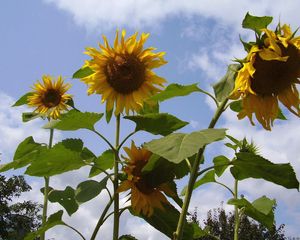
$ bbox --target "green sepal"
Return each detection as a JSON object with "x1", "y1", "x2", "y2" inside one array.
[
  {"x1": 22, "y1": 112, "x2": 44, "y2": 122},
  {"x1": 213, "y1": 64, "x2": 240, "y2": 102},
  {"x1": 48, "y1": 186, "x2": 79, "y2": 216},
  {"x1": 73, "y1": 66, "x2": 94, "y2": 79},
  {"x1": 230, "y1": 152, "x2": 299, "y2": 189},
  {"x1": 43, "y1": 109, "x2": 103, "y2": 131},
  {"x1": 242, "y1": 12, "x2": 273, "y2": 35},
  {"x1": 228, "y1": 196, "x2": 276, "y2": 229},
  {"x1": 145, "y1": 128, "x2": 226, "y2": 164},
  {"x1": 125, "y1": 113, "x2": 188, "y2": 136},
  {"x1": 12, "y1": 92, "x2": 33, "y2": 107}
]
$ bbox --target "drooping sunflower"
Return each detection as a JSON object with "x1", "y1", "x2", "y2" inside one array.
[
  {"x1": 118, "y1": 142, "x2": 173, "y2": 217},
  {"x1": 230, "y1": 24, "x2": 300, "y2": 130},
  {"x1": 80, "y1": 30, "x2": 167, "y2": 115},
  {"x1": 27, "y1": 75, "x2": 72, "y2": 119}
]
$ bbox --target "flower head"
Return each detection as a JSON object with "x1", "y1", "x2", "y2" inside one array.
[
  {"x1": 230, "y1": 24, "x2": 300, "y2": 130},
  {"x1": 118, "y1": 142, "x2": 172, "y2": 217},
  {"x1": 81, "y1": 30, "x2": 167, "y2": 115},
  {"x1": 27, "y1": 75, "x2": 71, "y2": 119}
]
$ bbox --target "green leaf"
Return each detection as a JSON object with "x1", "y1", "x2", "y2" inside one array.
[
  {"x1": 119, "y1": 235, "x2": 138, "y2": 240},
  {"x1": 230, "y1": 152, "x2": 299, "y2": 189},
  {"x1": 73, "y1": 66, "x2": 94, "y2": 78},
  {"x1": 43, "y1": 109, "x2": 103, "y2": 131},
  {"x1": 48, "y1": 186, "x2": 79, "y2": 216},
  {"x1": 181, "y1": 170, "x2": 215, "y2": 196},
  {"x1": 89, "y1": 149, "x2": 114, "y2": 177},
  {"x1": 145, "y1": 128, "x2": 226, "y2": 164},
  {"x1": 22, "y1": 112, "x2": 43, "y2": 122},
  {"x1": 75, "y1": 177, "x2": 108, "y2": 203},
  {"x1": 14, "y1": 137, "x2": 42, "y2": 160},
  {"x1": 213, "y1": 64, "x2": 240, "y2": 102},
  {"x1": 213, "y1": 155, "x2": 231, "y2": 177},
  {"x1": 151, "y1": 83, "x2": 201, "y2": 102},
  {"x1": 125, "y1": 113, "x2": 188, "y2": 136},
  {"x1": 138, "y1": 101, "x2": 159, "y2": 114},
  {"x1": 12, "y1": 92, "x2": 33, "y2": 107},
  {"x1": 228, "y1": 196, "x2": 275, "y2": 229},
  {"x1": 134, "y1": 203, "x2": 198, "y2": 239},
  {"x1": 24, "y1": 211, "x2": 65, "y2": 240},
  {"x1": 25, "y1": 139, "x2": 88, "y2": 177},
  {"x1": 242, "y1": 12, "x2": 273, "y2": 34}
]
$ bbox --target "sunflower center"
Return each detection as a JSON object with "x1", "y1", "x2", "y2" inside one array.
[
  {"x1": 251, "y1": 44, "x2": 300, "y2": 96},
  {"x1": 105, "y1": 54, "x2": 146, "y2": 94},
  {"x1": 42, "y1": 89, "x2": 62, "y2": 107}
]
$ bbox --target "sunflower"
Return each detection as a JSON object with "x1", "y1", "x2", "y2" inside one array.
[
  {"x1": 230, "y1": 24, "x2": 300, "y2": 130},
  {"x1": 27, "y1": 75, "x2": 71, "y2": 119},
  {"x1": 80, "y1": 30, "x2": 167, "y2": 115},
  {"x1": 118, "y1": 142, "x2": 173, "y2": 217}
]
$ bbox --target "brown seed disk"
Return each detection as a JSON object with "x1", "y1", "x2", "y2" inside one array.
[
  {"x1": 42, "y1": 89, "x2": 62, "y2": 107},
  {"x1": 105, "y1": 54, "x2": 146, "y2": 94},
  {"x1": 251, "y1": 44, "x2": 300, "y2": 96}
]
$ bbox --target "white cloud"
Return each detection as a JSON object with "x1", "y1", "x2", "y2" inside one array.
[{"x1": 43, "y1": 0, "x2": 300, "y2": 32}]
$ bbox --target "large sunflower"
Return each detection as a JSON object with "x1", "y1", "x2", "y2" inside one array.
[
  {"x1": 230, "y1": 24, "x2": 300, "y2": 130},
  {"x1": 80, "y1": 30, "x2": 167, "y2": 115},
  {"x1": 27, "y1": 75, "x2": 71, "y2": 119},
  {"x1": 118, "y1": 142, "x2": 173, "y2": 217}
]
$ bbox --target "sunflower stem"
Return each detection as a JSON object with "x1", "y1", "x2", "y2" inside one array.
[
  {"x1": 113, "y1": 114, "x2": 121, "y2": 240},
  {"x1": 234, "y1": 179, "x2": 240, "y2": 240},
  {"x1": 40, "y1": 128, "x2": 54, "y2": 240},
  {"x1": 173, "y1": 98, "x2": 228, "y2": 240}
]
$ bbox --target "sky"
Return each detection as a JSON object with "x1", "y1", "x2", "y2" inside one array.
[{"x1": 0, "y1": 0, "x2": 300, "y2": 239}]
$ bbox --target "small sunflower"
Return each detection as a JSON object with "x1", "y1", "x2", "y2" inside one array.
[
  {"x1": 230, "y1": 24, "x2": 300, "y2": 130},
  {"x1": 27, "y1": 75, "x2": 71, "y2": 119},
  {"x1": 80, "y1": 30, "x2": 167, "y2": 115},
  {"x1": 118, "y1": 142, "x2": 172, "y2": 217}
]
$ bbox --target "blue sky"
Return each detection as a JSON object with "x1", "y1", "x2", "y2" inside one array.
[{"x1": 1, "y1": 1, "x2": 300, "y2": 239}]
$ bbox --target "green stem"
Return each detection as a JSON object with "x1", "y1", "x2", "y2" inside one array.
[
  {"x1": 117, "y1": 130, "x2": 138, "y2": 151},
  {"x1": 113, "y1": 114, "x2": 121, "y2": 240},
  {"x1": 64, "y1": 224, "x2": 87, "y2": 240},
  {"x1": 91, "y1": 129, "x2": 115, "y2": 151},
  {"x1": 173, "y1": 98, "x2": 228, "y2": 240},
  {"x1": 90, "y1": 196, "x2": 114, "y2": 240},
  {"x1": 234, "y1": 179, "x2": 240, "y2": 240},
  {"x1": 41, "y1": 128, "x2": 54, "y2": 240}
]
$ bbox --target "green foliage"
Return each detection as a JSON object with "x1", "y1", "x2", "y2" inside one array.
[
  {"x1": 48, "y1": 186, "x2": 79, "y2": 216},
  {"x1": 44, "y1": 109, "x2": 104, "y2": 131},
  {"x1": 12, "y1": 92, "x2": 33, "y2": 107},
  {"x1": 242, "y1": 12, "x2": 273, "y2": 34},
  {"x1": 89, "y1": 149, "x2": 114, "y2": 177},
  {"x1": 213, "y1": 64, "x2": 240, "y2": 102},
  {"x1": 25, "y1": 139, "x2": 92, "y2": 177},
  {"x1": 118, "y1": 235, "x2": 138, "y2": 240},
  {"x1": 230, "y1": 152, "x2": 299, "y2": 190},
  {"x1": 228, "y1": 196, "x2": 275, "y2": 229},
  {"x1": 22, "y1": 112, "x2": 43, "y2": 122},
  {"x1": 72, "y1": 66, "x2": 94, "y2": 78},
  {"x1": 138, "y1": 101, "x2": 160, "y2": 114},
  {"x1": 125, "y1": 113, "x2": 188, "y2": 136},
  {"x1": 213, "y1": 155, "x2": 230, "y2": 177},
  {"x1": 151, "y1": 83, "x2": 201, "y2": 102},
  {"x1": 24, "y1": 211, "x2": 65, "y2": 240},
  {"x1": 145, "y1": 128, "x2": 226, "y2": 164}
]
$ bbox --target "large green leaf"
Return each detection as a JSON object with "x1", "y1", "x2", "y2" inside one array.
[
  {"x1": 181, "y1": 170, "x2": 215, "y2": 196},
  {"x1": 89, "y1": 149, "x2": 114, "y2": 177},
  {"x1": 44, "y1": 109, "x2": 103, "y2": 131},
  {"x1": 151, "y1": 83, "x2": 201, "y2": 102},
  {"x1": 213, "y1": 155, "x2": 231, "y2": 177},
  {"x1": 134, "y1": 203, "x2": 203, "y2": 239},
  {"x1": 48, "y1": 187, "x2": 79, "y2": 216},
  {"x1": 25, "y1": 139, "x2": 89, "y2": 177},
  {"x1": 72, "y1": 66, "x2": 94, "y2": 78},
  {"x1": 242, "y1": 12, "x2": 273, "y2": 34},
  {"x1": 125, "y1": 113, "x2": 188, "y2": 136},
  {"x1": 75, "y1": 177, "x2": 109, "y2": 203},
  {"x1": 24, "y1": 211, "x2": 65, "y2": 240},
  {"x1": 145, "y1": 129, "x2": 226, "y2": 164},
  {"x1": 230, "y1": 152, "x2": 299, "y2": 189},
  {"x1": 228, "y1": 196, "x2": 275, "y2": 229},
  {"x1": 213, "y1": 64, "x2": 240, "y2": 102},
  {"x1": 12, "y1": 92, "x2": 33, "y2": 107}
]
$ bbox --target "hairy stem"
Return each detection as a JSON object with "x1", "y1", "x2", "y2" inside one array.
[
  {"x1": 173, "y1": 98, "x2": 228, "y2": 240},
  {"x1": 234, "y1": 179, "x2": 240, "y2": 240},
  {"x1": 40, "y1": 128, "x2": 54, "y2": 240}
]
